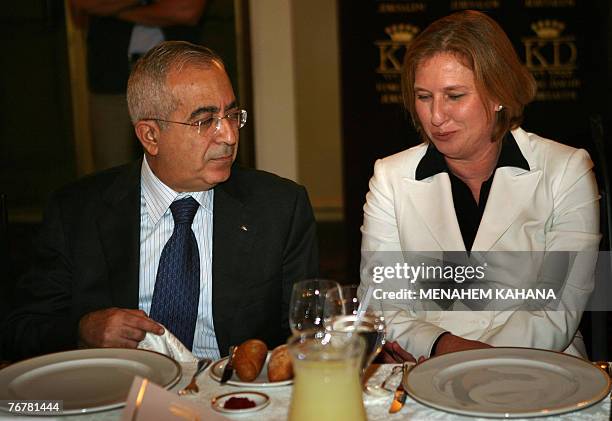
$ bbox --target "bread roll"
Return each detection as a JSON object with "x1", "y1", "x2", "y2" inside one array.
[
  {"x1": 233, "y1": 339, "x2": 268, "y2": 381},
  {"x1": 267, "y1": 344, "x2": 293, "y2": 382}
]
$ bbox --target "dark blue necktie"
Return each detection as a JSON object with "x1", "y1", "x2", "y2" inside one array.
[{"x1": 150, "y1": 197, "x2": 200, "y2": 350}]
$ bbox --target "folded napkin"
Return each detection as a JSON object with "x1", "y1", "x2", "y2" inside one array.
[{"x1": 138, "y1": 325, "x2": 198, "y2": 363}]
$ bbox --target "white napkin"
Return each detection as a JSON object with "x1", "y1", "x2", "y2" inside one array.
[{"x1": 138, "y1": 325, "x2": 198, "y2": 363}]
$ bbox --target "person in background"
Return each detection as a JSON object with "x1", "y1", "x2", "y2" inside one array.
[
  {"x1": 3, "y1": 41, "x2": 319, "y2": 361},
  {"x1": 360, "y1": 10, "x2": 600, "y2": 362},
  {"x1": 70, "y1": 0, "x2": 207, "y2": 170}
]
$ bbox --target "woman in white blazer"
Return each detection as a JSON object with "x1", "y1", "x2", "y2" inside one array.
[{"x1": 360, "y1": 10, "x2": 600, "y2": 361}]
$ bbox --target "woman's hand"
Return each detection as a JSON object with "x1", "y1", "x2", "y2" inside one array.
[
  {"x1": 434, "y1": 333, "x2": 492, "y2": 356},
  {"x1": 380, "y1": 341, "x2": 426, "y2": 363}
]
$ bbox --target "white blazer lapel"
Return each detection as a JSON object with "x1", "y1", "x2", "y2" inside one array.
[
  {"x1": 403, "y1": 173, "x2": 466, "y2": 251},
  {"x1": 472, "y1": 167, "x2": 542, "y2": 251}
]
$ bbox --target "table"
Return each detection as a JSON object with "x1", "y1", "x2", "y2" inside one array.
[{"x1": 0, "y1": 363, "x2": 610, "y2": 420}]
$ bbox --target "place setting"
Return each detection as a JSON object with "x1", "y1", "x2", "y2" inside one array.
[
  {"x1": 0, "y1": 279, "x2": 346, "y2": 418},
  {"x1": 0, "y1": 347, "x2": 182, "y2": 416},
  {"x1": 208, "y1": 342, "x2": 293, "y2": 388},
  {"x1": 2, "y1": 279, "x2": 612, "y2": 420},
  {"x1": 207, "y1": 278, "x2": 366, "y2": 415},
  {"x1": 140, "y1": 326, "x2": 284, "y2": 417},
  {"x1": 207, "y1": 277, "x2": 388, "y2": 419},
  {"x1": 206, "y1": 341, "x2": 289, "y2": 416},
  {"x1": 284, "y1": 279, "x2": 612, "y2": 420},
  {"x1": 141, "y1": 323, "x2": 284, "y2": 415},
  {"x1": 401, "y1": 347, "x2": 612, "y2": 419},
  {"x1": 207, "y1": 278, "x2": 347, "y2": 392},
  {"x1": 282, "y1": 278, "x2": 389, "y2": 420}
]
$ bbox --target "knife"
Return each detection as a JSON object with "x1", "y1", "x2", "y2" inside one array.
[
  {"x1": 388, "y1": 363, "x2": 412, "y2": 414},
  {"x1": 220, "y1": 345, "x2": 237, "y2": 384},
  {"x1": 388, "y1": 383, "x2": 407, "y2": 413}
]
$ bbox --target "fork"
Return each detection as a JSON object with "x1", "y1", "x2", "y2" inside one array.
[
  {"x1": 178, "y1": 358, "x2": 212, "y2": 395},
  {"x1": 592, "y1": 361, "x2": 612, "y2": 420},
  {"x1": 380, "y1": 364, "x2": 404, "y2": 391},
  {"x1": 365, "y1": 364, "x2": 403, "y2": 395}
]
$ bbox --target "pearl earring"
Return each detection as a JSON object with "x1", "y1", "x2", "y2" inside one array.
[{"x1": 496, "y1": 105, "x2": 503, "y2": 111}]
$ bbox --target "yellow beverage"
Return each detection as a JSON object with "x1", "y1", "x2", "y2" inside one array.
[{"x1": 288, "y1": 357, "x2": 367, "y2": 421}]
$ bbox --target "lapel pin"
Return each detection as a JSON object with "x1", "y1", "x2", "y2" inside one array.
[{"x1": 240, "y1": 225, "x2": 248, "y2": 232}]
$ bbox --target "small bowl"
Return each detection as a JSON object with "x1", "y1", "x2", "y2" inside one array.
[{"x1": 211, "y1": 391, "x2": 270, "y2": 414}]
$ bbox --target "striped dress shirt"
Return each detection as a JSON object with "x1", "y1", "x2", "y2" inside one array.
[{"x1": 139, "y1": 157, "x2": 220, "y2": 359}]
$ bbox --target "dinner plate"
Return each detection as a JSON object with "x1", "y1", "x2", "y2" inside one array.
[
  {"x1": 209, "y1": 352, "x2": 293, "y2": 387},
  {"x1": 211, "y1": 391, "x2": 270, "y2": 414},
  {"x1": 0, "y1": 348, "x2": 181, "y2": 415},
  {"x1": 404, "y1": 347, "x2": 611, "y2": 418}
]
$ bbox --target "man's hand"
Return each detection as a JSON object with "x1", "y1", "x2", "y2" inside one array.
[
  {"x1": 78, "y1": 308, "x2": 164, "y2": 348},
  {"x1": 434, "y1": 333, "x2": 492, "y2": 356}
]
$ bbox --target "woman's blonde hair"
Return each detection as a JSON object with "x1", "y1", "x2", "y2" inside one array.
[{"x1": 402, "y1": 10, "x2": 536, "y2": 142}]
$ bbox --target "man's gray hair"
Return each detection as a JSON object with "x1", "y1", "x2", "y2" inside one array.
[{"x1": 127, "y1": 41, "x2": 225, "y2": 125}]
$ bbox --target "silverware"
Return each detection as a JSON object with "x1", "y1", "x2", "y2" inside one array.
[
  {"x1": 178, "y1": 358, "x2": 212, "y2": 395},
  {"x1": 380, "y1": 365, "x2": 403, "y2": 391},
  {"x1": 592, "y1": 361, "x2": 612, "y2": 421},
  {"x1": 603, "y1": 362, "x2": 612, "y2": 421},
  {"x1": 592, "y1": 361, "x2": 612, "y2": 395},
  {"x1": 388, "y1": 362, "x2": 412, "y2": 413},
  {"x1": 594, "y1": 361, "x2": 610, "y2": 374},
  {"x1": 220, "y1": 345, "x2": 237, "y2": 384},
  {"x1": 388, "y1": 382, "x2": 407, "y2": 413},
  {"x1": 364, "y1": 364, "x2": 403, "y2": 396}
]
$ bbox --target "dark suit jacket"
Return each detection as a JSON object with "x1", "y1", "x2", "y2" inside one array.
[{"x1": 2, "y1": 161, "x2": 319, "y2": 360}]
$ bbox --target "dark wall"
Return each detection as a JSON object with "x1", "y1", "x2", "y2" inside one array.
[
  {"x1": 0, "y1": 2, "x2": 76, "y2": 215},
  {"x1": 0, "y1": 2, "x2": 76, "y2": 354}
]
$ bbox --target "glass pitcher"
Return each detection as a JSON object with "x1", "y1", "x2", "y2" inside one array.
[{"x1": 287, "y1": 330, "x2": 367, "y2": 421}]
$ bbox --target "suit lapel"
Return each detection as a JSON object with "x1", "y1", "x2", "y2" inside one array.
[
  {"x1": 403, "y1": 173, "x2": 466, "y2": 251},
  {"x1": 212, "y1": 178, "x2": 256, "y2": 354},
  {"x1": 472, "y1": 130, "x2": 542, "y2": 251},
  {"x1": 96, "y1": 162, "x2": 141, "y2": 309},
  {"x1": 472, "y1": 167, "x2": 542, "y2": 251}
]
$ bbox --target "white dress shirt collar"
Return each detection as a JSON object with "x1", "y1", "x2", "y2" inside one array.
[{"x1": 141, "y1": 156, "x2": 213, "y2": 224}]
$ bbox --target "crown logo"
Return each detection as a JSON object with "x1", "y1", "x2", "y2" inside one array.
[
  {"x1": 385, "y1": 24, "x2": 419, "y2": 42},
  {"x1": 530, "y1": 20, "x2": 565, "y2": 39}
]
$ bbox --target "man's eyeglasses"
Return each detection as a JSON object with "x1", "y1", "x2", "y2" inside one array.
[{"x1": 146, "y1": 109, "x2": 247, "y2": 136}]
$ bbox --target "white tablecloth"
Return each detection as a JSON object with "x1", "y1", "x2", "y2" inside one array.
[{"x1": 0, "y1": 363, "x2": 610, "y2": 420}]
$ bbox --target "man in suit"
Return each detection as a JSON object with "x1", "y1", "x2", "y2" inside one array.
[{"x1": 2, "y1": 41, "x2": 319, "y2": 360}]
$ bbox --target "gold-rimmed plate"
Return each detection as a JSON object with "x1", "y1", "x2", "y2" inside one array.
[
  {"x1": 0, "y1": 348, "x2": 180, "y2": 415},
  {"x1": 209, "y1": 352, "x2": 292, "y2": 387},
  {"x1": 404, "y1": 347, "x2": 611, "y2": 418}
]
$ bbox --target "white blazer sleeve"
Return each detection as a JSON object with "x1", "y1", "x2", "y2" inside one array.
[
  {"x1": 481, "y1": 148, "x2": 601, "y2": 352},
  {"x1": 360, "y1": 158, "x2": 447, "y2": 358}
]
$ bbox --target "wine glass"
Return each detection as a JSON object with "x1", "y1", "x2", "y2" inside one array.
[
  {"x1": 289, "y1": 279, "x2": 341, "y2": 334},
  {"x1": 324, "y1": 285, "x2": 386, "y2": 374}
]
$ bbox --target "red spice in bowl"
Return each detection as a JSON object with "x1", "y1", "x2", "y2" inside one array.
[{"x1": 224, "y1": 396, "x2": 256, "y2": 410}]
